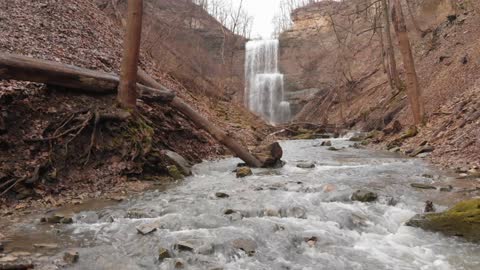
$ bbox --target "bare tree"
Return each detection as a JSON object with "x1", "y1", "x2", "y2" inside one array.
[
  {"x1": 381, "y1": 0, "x2": 401, "y2": 90},
  {"x1": 118, "y1": 0, "x2": 143, "y2": 109},
  {"x1": 391, "y1": 0, "x2": 424, "y2": 124}
]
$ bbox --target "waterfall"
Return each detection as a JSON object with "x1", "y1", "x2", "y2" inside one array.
[{"x1": 245, "y1": 39, "x2": 291, "y2": 125}]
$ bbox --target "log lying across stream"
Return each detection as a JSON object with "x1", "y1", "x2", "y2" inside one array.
[{"x1": 0, "y1": 53, "x2": 264, "y2": 167}]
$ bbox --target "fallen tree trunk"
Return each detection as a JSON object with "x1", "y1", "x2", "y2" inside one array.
[
  {"x1": 0, "y1": 53, "x2": 263, "y2": 167},
  {"x1": 0, "y1": 53, "x2": 174, "y2": 102},
  {"x1": 137, "y1": 70, "x2": 263, "y2": 168}
]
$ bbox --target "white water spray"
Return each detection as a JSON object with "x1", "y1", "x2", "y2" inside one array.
[{"x1": 245, "y1": 39, "x2": 291, "y2": 124}]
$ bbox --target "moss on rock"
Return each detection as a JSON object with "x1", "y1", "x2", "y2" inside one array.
[
  {"x1": 167, "y1": 165, "x2": 184, "y2": 180},
  {"x1": 406, "y1": 199, "x2": 480, "y2": 242}
]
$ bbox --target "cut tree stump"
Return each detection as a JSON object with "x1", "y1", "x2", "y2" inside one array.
[{"x1": 0, "y1": 53, "x2": 174, "y2": 102}]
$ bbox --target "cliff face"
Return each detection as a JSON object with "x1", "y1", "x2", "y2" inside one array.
[
  {"x1": 278, "y1": 0, "x2": 480, "y2": 169},
  {"x1": 279, "y1": 1, "x2": 382, "y2": 116}
]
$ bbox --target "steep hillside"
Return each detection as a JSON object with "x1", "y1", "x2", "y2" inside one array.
[
  {"x1": 279, "y1": 0, "x2": 480, "y2": 170},
  {"x1": 99, "y1": 0, "x2": 247, "y2": 100},
  {"x1": 0, "y1": 0, "x2": 270, "y2": 209}
]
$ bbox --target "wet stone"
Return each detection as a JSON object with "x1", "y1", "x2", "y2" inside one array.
[
  {"x1": 410, "y1": 183, "x2": 437, "y2": 190},
  {"x1": 125, "y1": 209, "x2": 152, "y2": 219},
  {"x1": 41, "y1": 212, "x2": 74, "y2": 224},
  {"x1": 136, "y1": 223, "x2": 158, "y2": 235},
  {"x1": 168, "y1": 165, "x2": 184, "y2": 180},
  {"x1": 284, "y1": 206, "x2": 307, "y2": 219},
  {"x1": 232, "y1": 239, "x2": 256, "y2": 256},
  {"x1": 224, "y1": 209, "x2": 236, "y2": 215},
  {"x1": 327, "y1": 146, "x2": 339, "y2": 151},
  {"x1": 158, "y1": 248, "x2": 171, "y2": 261},
  {"x1": 236, "y1": 167, "x2": 253, "y2": 178},
  {"x1": 424, "y1": 201, "x2": 436, "y2": 213},
  {"x1": 196, "y1": 244, "x2": 214, "y2": 255},
  {"x1": 296, "y1": 162, "x2": 315, "y2": 169},
  {"x1": 63, "y1": 250, "x2": 79, "y2": 264},
  {"x1": 215, "y1": 192, "x2": 229, "y2": 198},
  {"x1": 175, "y1": 260, "x2": 185, "y2": 269},
  {"x1": 321, "y1": 140, "x2": 332, "y2": 147},
  {"x1": 165, "y1": 150, "x2": 192, "y2": 176},
  {"x1": 305, "y1": 236, "x2": 317, "y2": 247},
  {"x1": 351, "y1": 190, "x2": 378, "y2": 202},
  {"x1": 175, "y1": 242, "x2": 195, "y2": 252},
  {"x1": 440, "y1": 185, "x2": 453, "y2": 192}
]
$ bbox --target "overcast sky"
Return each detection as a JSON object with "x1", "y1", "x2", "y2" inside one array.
[{"x1": 242, "y1": 0, "x2": 279, "y2": 38}]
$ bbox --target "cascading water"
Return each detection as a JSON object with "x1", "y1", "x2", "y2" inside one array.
[{"x1": 245, "y1": 39, "x2": 291, "y2": 124}]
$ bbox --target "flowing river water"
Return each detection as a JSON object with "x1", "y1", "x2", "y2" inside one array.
[{"x1": 2, "y1": 138, "x2": 480, "y2": 269}]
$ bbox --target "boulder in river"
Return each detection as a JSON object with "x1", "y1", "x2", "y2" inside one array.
[
  {"x1": 321, "y1": 140, "x2": 332, "y2": 147},
  {"x1": 232, "y1": 239, "x2": 256, "y2": 256},
  {"x1": 136, "y1": 223, "x2": 158, "y2": 235},
  {"x1": 410, "y1": 183, "x2": 437, "y2": 190},
  {"x1": 424, "y1": 201, "x2": 436, "y2": 213},
  {"x1": 236, "y1": 167, "x2": 252, "y2": 178},
  {"x1": 351, "y1": 190, "x2": 378, "y2": 202},
  {"x1": 252, "y1": 142, "x2": 283, "y2": 168},
  {"x1": 165, "y1": 150, "x2": 192, "y2": 176},
  {"x1": 40, "y1": 212, "x2": 74, "y2": 224},
  {"x1": 410, "y1": 145, "x2": 434, "y2": 157},
  {"x1": 0, "y1": 242, "x2": 3, "y2": 252},
  {"x1": 440, "y1": 185, "x2": 453, "y2": 192},
  {"x1": 296, "y1": 162, "x2": 315, "y2": 169},
  {"x1": 406, "y1": 199, "x2": 480, "y2": 243},
  {"x1": 64, "y1": 250, "x2": 79, "y2": 264},
  {"x1": 168, "y1": 165, "x2": 184, "y2": 180},
  {"x1": 215, "y1": 192, "x2": 229, "y2": 198},
  {"x1": 158, "y1": 247, "x2": 171, "y2": 261},
  {"x1": 175, "y1": 241, "x2": 195, "y2": 252}
]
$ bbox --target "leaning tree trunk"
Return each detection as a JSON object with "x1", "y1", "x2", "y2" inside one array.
[
  {"x1": 381, "y1": 0, "x2": 401, "y2": 90},
  {"x1": 391, "y1": 0, "x2": 425, "y2": 125},
  {"x1": 118, "y1": 0, "x2": 143, "y2": 108},
  {"x1": 136, "y1": 70, "x2": 264, "y2": 168}
]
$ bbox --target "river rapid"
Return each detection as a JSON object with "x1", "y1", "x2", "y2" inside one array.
[{"x1": 3, "y1": 138, "x2": 480, "y2": 269}]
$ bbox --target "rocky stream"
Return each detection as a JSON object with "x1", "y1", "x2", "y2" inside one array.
[{"x1": 1, "y1": 138, "x2": 479, "y2": 269}]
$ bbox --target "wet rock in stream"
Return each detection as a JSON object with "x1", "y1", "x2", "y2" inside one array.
[
  {"x1": 296, "y1": 162, "x2": 315, "y2": 169},
  {"x1": 165, "y1": 150, "x2": 192, "y2": 176},
  {"x1": 351, "y1": 190, "x2": 378, "y2": 202},
  {"x1": 136, "y1": 223, "x2": 158, "y2": 235},
  {"x1": 63, "y1": 250, "x2": 79, "y2": 264},
  {"x1": 410, "y1": 183, "x2": 437, "y2": 190},
  {"x1": 158, "y1": 248, "x2": 172, "y2": 261},
  {"x1": 236, "y1": 167, "x2": 252, "y2": 178},
  {"x1": 40, "y1": 212, "x2": 74, "y2": 224},
  {"x1": 406, "y1": 199, "x2": 480, "y2": 243},
  {"x1": 232, "y1": 239, "x2": 256, "y2": 256},
  {"x1": 215, "y1": 192, "x2": 229, "y2": 198}
]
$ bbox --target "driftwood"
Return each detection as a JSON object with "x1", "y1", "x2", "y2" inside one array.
[
  {"x1": 137, "y1": 70, "x2": 263, "y2": 167},
  {"x1": 0, "y1": 53, "x2": 174, "y2": 102},
  {"x1": 0, "y1": 53, "x2": 263, "y2": 167}
]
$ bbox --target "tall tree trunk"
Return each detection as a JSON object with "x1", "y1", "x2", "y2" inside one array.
[
  {"x1": 404, "y1": 0, "x2": 424, "y2": 35},
  {"x1": 118, "y1": 0, "x2": 143, "y2": 109},
  {"x1": 381, "y1": 0, "x2": 401, "y2": 90},
  {"x1": 391, "y1": 0, "x2": 424, "y2": 125}
]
